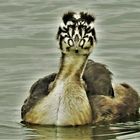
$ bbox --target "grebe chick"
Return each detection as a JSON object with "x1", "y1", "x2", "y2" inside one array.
[
  {"x1": 21, "y1": 12, "x2": 140, "y2": 126},
  {"x1": 22, "y1": 12, "x2": 97, "y2": 126}
]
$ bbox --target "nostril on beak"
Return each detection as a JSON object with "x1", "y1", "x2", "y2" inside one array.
[
  {"x1": 75, "y1": 49, "x2": 79, "y2": 53},
  {"x1": 74, "y1": 34, "x2": 79, "y2": 42}
]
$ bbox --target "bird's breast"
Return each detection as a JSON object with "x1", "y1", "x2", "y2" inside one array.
[{"x1": 24, "y1": 80, "x2": 92, "y2": 126}]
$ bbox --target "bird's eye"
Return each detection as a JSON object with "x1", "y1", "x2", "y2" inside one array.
[
  {"x1": 68, "y1": 39, "x2": 74, "y2": 47},
  {"x1": 79, "y1": 39, "x2": 85, "y2": 48}
]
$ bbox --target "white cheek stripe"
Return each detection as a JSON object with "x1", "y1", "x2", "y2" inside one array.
[
  {"x1": 60, "y1": 22, "x2": 66, "y2": 29},
  {"x1": 69, "y1": 28, "x2": 73, "y2": 37},
  {"x1": 82, "y1": 29, "x2": 85, "y2": 38},
  {"x1": 89, "y1": 22, "x2": 94, "y2": 29},
  {"x1": 86, "y1": 32, "x2": 92, "y2": 37},
  {"x1": 67, "y1": 21, "x2": 74, "y2": 26},
  {"x1": 61, "y1": 32, "x2": 67, "y2": 37},
  {"x1": 64, "y1": 37, "x2": 69, "y2": 43}
]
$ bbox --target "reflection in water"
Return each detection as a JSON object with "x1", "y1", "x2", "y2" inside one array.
[
  {"x1": 23, "y1": 122, "x2": 140, "y2": 140},
  {"x1": 25, "y1": 125, "x2": 93, "y2": 140}
]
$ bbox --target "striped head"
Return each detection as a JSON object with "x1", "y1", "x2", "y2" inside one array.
[{"x1": 57, "y1": 12, "x2": 97, "y2": 55}]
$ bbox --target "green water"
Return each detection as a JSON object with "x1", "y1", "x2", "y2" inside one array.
[{"x1": 0, "y1": 0, "x2": 140, "y2": 139}]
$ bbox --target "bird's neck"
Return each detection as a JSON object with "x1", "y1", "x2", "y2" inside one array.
[{"x1": 56, "y1": 53, "x2": 89, "y2": 80}]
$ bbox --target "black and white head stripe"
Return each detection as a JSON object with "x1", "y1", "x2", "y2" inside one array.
[{"x1": 56, "y1": 12, "x2": 97, "y2": 50}]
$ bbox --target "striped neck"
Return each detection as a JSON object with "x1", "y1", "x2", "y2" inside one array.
[{"x1": 56, "y1": 53, "x2": 89, "y2": 80}]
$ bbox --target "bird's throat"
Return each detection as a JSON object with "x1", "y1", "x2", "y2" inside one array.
[{"x1": 56, "y1": 53, "x2": 89, "y2": 80}]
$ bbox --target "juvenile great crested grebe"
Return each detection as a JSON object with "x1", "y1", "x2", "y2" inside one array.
[{"x1": 21, "y1": 12, "x2": 140, "y2": 126}]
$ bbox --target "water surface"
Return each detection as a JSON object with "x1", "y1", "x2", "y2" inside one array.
[{"x1": 0, "y1": 0, "x2": 140, "y2": 139}]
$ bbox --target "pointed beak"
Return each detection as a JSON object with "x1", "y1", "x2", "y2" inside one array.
[
  {"x1": 74, "y1": 26, "x2": 80, "y2": 43},
  {"x1": 74, "y1": 34, "x2": 79, "y2": 42}
]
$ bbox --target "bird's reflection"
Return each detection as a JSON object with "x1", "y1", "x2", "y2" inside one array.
[
  {"x1": 24, "y1": 124, "x2": 120, "y2": 140},
  {"x1": 26, "y1": 125, "x2": 93, "y2": 140},
  {"x1": 23, "y1": 121, "x2": 140, "y2": 140}
]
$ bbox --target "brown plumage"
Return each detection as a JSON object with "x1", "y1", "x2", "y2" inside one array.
[
  {"x1": 90, "y1": 83, "x2": 140, "y2": 124},
  {"x1": 21, "y1": 12, "x2": 140, "y2": 125},
  {"x1": 83, "y1": 59, "x2": 114, "y2": 97},
  {"x1": 21, "y1": 59, "x2": 113, "y2": 123}
]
